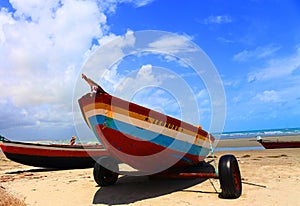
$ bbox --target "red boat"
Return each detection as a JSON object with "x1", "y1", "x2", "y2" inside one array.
[
  {"x1": 257, "y1": 136, "x2": 300, "y2": 149},
  {"x1": 0, "y1": 136, "x2": 108, "y2": 169},
  {"x1": 78, "y1": 74, "x2": 242, "y2": 199}
]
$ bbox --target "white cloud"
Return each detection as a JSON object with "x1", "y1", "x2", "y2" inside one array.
[
  {"x1": 97, "y1": 0, "x2": 154, "y2": 14},
  {"x1": 0, "y1": 8, "x2": 14, "y2": 44},
  {"x1": 254, "y1": 90, "x2": 282, "y2": 103},
  {"x1": 247, "y1": 46, "x2": 300, "y2": 82},
  {"x1": 115, "y1": 64, "x2": 161, "y2": 97},
  {"x1": 132, "y1": 88, "x2": 179, "y2": 116},
  {"x1": 104, "y1": 63, "x2": 180, "y2": 117},
  {"x1": 233, "y1": 45, "x2": 280, "y2": 62},
  {"x1": 163, "y1": 55, "x2": 190, "y2": 68},
  {"x1": 148, "y1": 34, "x2": 196, "y2": 54},
  {"x1": 0, "y1": 99, "x2": 35, "y2": 129},
  {"x1": 0, "y1": 0, "x2": 153, "y2": 134},
  {"x1": 9, "y1": 0, "x2": 61, "y2": 21},
  {"x1": 101, "y1": 62, "x2": 201, "y2": 124},
  {"x1": 217, "y1": 37, "x2": 234, "y2": 44},
  {"x1": 203, "y1": 15, "x2": 232, "y2": 24},
  {"x1": 130, "y1": 0, "x2": 155, "y2": 7},
  {"x1": 0, "y1": 0, "x2": 106, "y2": 88},
  {"x1": 223, "y1": 78, "x2": 241, "y2": 88},
  {"x1": 196, "y1": 89, "x2": 207, "y2": 99}
]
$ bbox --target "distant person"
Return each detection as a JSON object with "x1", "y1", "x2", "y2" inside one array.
[{"x1": 70, "y1": 136, "x2": 76, "y2": 145}]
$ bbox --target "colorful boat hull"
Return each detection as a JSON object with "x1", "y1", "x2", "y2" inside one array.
[
  {"x1": 78, "y1": 92, "x2": 214, "y2": 172},
  {"x1": 0, "y1": 139, "x2": 108, "y2": 169}
]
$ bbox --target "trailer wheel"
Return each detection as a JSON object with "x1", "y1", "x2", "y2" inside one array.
[
  {"x1": 218, "y1": 155, "x2": 242, "y2": 199},
  {"x1": 93, "y1": 157, "x2": 119, "y2": 186}
]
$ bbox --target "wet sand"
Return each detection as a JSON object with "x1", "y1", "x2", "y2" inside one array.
[
  {"x1": 1, "y1": 140, "x2": 300, "y2": 206},
  {"x1": 215, "y1": 135, "x2": 300, "y2": 148}
]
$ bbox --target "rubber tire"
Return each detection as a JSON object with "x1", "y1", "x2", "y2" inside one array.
[
  {"x1": 93, "y1": 157, "x2": 119, "y2": 186},
  {"x1": 218, "y1": 154, "x2": 242, "y2": 199}
]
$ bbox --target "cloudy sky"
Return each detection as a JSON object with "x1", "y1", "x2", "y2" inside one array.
[{"x1": 0, "y1": 0, "x2": 300, "y2": 140}]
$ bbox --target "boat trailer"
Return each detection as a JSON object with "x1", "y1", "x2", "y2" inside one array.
[{"x1": 93, "y1": 154, "x2": 242, "y2": 199}]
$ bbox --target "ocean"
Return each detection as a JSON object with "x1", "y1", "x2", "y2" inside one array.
[
  {"x1": 219, "y1": 127, "x2": 300, "y2": 139},
  {"x1": 1, "y1": 127, "x2": 299, "y2": 152}
]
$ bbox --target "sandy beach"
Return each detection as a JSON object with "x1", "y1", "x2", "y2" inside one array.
[{"x1": 1, "y1": 138, "x2": 300, "y2": 206}]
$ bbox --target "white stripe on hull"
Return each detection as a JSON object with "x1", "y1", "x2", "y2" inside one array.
[{"x1": 85, "y1": 108, "x2": 210, "y2": 148}]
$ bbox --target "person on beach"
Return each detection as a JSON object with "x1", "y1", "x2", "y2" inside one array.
[{"x1": 70, "y1": 136, "x2": 76, "y2": 145}]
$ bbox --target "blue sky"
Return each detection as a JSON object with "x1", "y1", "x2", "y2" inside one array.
[{"x1": 0, "y1": 0, "x2": 300, "y2": 140}]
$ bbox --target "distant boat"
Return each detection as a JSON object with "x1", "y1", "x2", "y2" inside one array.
[
  {"x1": 0, "y1": 137, "x2": 108, "y2": 169},
  {"x1": 256, "y1": 135, "x2": 300, "y2": 149}
]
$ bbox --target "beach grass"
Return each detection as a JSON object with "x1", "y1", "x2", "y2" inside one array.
[{"x1": 0, "y1": 186, "x2": 26, "y2": 206}]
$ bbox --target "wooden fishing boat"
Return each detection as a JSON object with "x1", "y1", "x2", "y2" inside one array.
[
  {"x1": 79, "y1": 75, "x2": 214, "y2": 172},
  {"x1": 256, "y1": 136, "x2": 300, "y2": 149},
  {"x1": 0, "y1": 136, "x2": 108, "y2": 169},
  {"x1": 261, "y1": 141, "x2": 300, "y2": 149},
  {"x1": 78, "y1": 74, "x2": 242, "y2": 199}
]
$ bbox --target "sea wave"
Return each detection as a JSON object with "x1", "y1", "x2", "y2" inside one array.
[{"x1": 220, "y1": 128, "x2": 300, "y2": 139}]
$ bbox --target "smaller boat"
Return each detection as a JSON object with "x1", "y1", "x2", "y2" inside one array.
[
  {"x1": 0, "y1": 136, "x2": 108, "y2": 169},
  {"x1": 256, "y1": 135, "x2": 300, "y2": 149}
]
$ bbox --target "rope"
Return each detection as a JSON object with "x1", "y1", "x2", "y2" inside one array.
[{"x1": 208, "y1": 134, "x2": 218, "y2": 176}]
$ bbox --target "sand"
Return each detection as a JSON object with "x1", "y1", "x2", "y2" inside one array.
[{"x1": 1, "y1": 140, "x2": 300, "y2": 205}]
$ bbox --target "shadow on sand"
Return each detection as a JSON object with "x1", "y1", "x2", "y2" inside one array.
[
  {"x1": 5, "y1": 167, "x2": 71, "y2": 174},
  {"x1": 93, "y1": 163, "x2": 218, "y2": 205},
  {"x1": 93, "y1": 176, "x2": 208, "y2": 205}
]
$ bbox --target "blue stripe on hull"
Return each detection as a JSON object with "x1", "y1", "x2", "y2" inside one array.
[{"x1": 88, "y1": 115, "x2": 210, "y2": 157}]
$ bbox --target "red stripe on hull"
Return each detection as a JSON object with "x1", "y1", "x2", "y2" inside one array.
[
  {"x1": 95, "y1": 124, "x2": 204, "y2": 173},
  {"x1": 0, "y1": 144, "x2": 107, "y2": 158}
]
